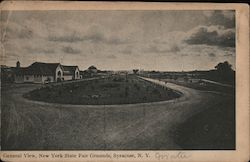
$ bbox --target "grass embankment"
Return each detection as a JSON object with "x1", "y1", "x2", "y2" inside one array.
[{"x1": 25, "y1": 75, "x2": 180, "y2": 105}]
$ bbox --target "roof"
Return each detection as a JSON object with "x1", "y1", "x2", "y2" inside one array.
[
  {"x1": 15, "y1": 62, "x2": 60, "y2": 75},
  {"x1": 62, "y1": 65, "x2": 78, "y2": 75}
]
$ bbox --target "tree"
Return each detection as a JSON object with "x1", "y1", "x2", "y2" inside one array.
[
  {"x1": 214, "y1": 61, "x2": 234, "y2": 82},
  {"x1": 215, "y1": 61, "x2": 233, "y2": 72},
  {"x1": 133, "y1": 69, "x2": 139, "y2": 74}
]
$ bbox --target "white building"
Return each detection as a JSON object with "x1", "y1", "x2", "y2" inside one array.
[{"x1": 61, "y1": 65, "x2": 80, "y2": 81}]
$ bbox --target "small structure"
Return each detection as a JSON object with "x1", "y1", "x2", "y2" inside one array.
[
  {"x1": 80, "y1": 70, "x2": 91, "y2": 78},
  {"x1": 80, "y1": 66, "x2": 98, "y2": 78},
  {"x1": 61, "y1": 65, "x2": 80, "y2": 81}
]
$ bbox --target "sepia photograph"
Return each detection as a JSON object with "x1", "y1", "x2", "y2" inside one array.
[{"x1": 0, "y1": 2, "x2": 249, "y2": 162}]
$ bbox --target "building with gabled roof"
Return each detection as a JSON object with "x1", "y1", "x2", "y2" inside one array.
[
  {"x1": 14, "y1": 62, "x2": 63, "y2": 83},
  {"x1": 61, "y1": 65, "x2": 80, "y2": 80}
]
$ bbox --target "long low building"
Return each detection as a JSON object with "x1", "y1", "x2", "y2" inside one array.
[{"x1": 14, "y1": 61, "x2": 81, "y2": 84}]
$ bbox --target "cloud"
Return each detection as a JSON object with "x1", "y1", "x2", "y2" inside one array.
[
  {"x1": 48, "y1": 32, "x2": 83, "y2": 43},
  {"x1": 48, "y1": 31, "x2": 128, "y2": 45},
  {"x1": 106, "y1": 55, "x2": 117, "y2": 59},
  {"x1": 105, "y1": 36, "x2": 128, "y2": 45},
  {"x1": 48, "y1": 33, "x2": 83, "y2": 43},
  {"x1": 18, "y1": 28, "x2": 33, "y2": 39},
  {"x1": 82, "y1": 32, "x2": 127, "y2": 44},
  {"x1": 120, "y1": 48, "x2": 132, "y2": 55},
  {"x1": 210, "y1": 11, "x2": 235, "y2": 28},
  {"x1": 25, "y1": 46, "x2": 55, "y2": 54},
  {"x1": 184, "y1": 25, "x2": 235, "y2": 48},
  {"x1": 208, "y1": 53, "x2": 216, "y2": 57},
  {"x1": 62, "y1": 46, "x2": 81, "y2": 54},
  {"x1": 204, "y1": 10, "x2": 235, "y2": 29},
  {"x1": 143, "y1": 43, "x2": 182, "y2": 55},
  {"x1": 144, "y1": 46, "x2": 169, "y2": 54},
  {"x1": 223, "y1": 49, "x2": 235, "y2": 57},
  {"x1": 153, "y1": 39, "x2": 167, "y2": 44},
  {"x1": 2, "y1": 22, "x2": 34, "y2": 41},
  {"x1": 168, "y1": 44, "x2": 180, "y2": 53},
  {"x1": 120, "y1": 45, "x2": 133, "y2": 55}
]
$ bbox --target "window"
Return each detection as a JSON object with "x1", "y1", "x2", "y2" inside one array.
[
  {"x1": 26, "y1": 76, "x2": 29, "y2": 80},
  {"x1": 57, "y1": 71, "x2": 61, "y2": 77}
]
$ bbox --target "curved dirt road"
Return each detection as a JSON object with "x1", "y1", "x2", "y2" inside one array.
[{"x1": 1, "y1": 77, "x2": 233, "y2": 150}]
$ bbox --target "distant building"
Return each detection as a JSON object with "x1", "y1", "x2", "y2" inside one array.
[
  {"x1": 80, "y1": 66, "x2": 112, "y2": 78},
  {"x1": 1, "y1": 65, "x2": 16, "y2": 83},
  {"x1": 61, "y1": 65, "x2": 80, "y2": 80},
  {"x1": 14, "y1": 62, "x2": 63, "y2": 83},
  {"x1": 80, "y1": 70, "x2": 91, "y2": 78},
  {"x1": 87, "y1": 65, "x2": 98, "y2": 74}
]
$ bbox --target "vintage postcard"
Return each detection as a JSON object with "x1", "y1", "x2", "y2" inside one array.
[{"x1": 0, "y1": 1, "x2": 249, "y2": 162}]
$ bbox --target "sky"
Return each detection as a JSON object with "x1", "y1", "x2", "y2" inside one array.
[{"x1": 0, "y1": 10, "x2": 235, "y2": 71}]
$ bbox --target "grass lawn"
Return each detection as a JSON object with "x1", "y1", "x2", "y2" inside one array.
[{"x1": 24, "y1": 75, "x2": 181, "y2": 105}]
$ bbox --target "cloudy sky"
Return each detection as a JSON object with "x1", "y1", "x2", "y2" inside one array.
[{"x1": 0, "y1": 10, "x2": 235, "y2": 71}]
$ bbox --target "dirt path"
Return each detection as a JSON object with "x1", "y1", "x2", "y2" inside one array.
[
  {"x1": 1, "y1": 77, "x2": 232, "y2": 150},
  {"x1": 201, "y1": 79, "x2": 234, "y2": 88}
]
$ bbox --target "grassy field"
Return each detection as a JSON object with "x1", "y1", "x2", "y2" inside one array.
[{"x1": 24, "y1": 75, "x2": 181, "y2": 105}]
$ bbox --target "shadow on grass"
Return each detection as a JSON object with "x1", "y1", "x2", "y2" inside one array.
[{"x1": 171, "y1": 96, "x2": 235, "y2": 150}]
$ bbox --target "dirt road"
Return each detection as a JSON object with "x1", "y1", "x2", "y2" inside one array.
[{"x1": 1, "y1": 77, "x2": 234, "y2": 150}]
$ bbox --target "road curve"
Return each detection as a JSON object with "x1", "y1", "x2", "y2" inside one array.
[{"x1": 1, "y1": 77, "x2": 230, "y2": 150}]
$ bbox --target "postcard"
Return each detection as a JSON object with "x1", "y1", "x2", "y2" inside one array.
[{"x1": 0, "y1": 1, "x2": 249, "y2": 162}]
